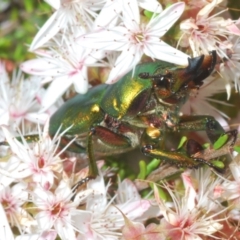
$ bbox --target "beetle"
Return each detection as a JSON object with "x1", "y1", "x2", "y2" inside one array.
[{"x1": 49, "y1": 51, "x2": 237, "y2": 184}]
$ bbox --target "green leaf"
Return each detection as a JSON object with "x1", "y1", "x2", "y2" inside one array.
[
  {"x1": 143, "y1": 10, "x2": 154, "y2": 19},
  {"x1": 118, "y1": 169, "x2": 125, "y2": 180},
  {"x1": 152, "y1": 184, "x2": 168, "y2": 201},
  {"x1": 146, "y1": 158, "x2": 160, "y2": 175},
  {"x1": 211, "y1": 160, "x2": 225, "y2": 169},
  {"x1": 202, "y1": 143, "x2": 210, "y2": 149},
  {"x1": 143, "y1": 10, "x2": 159, "y2": 19},
  {"x1": 234, "y1": 146, "x2": 240, "y2": 153},
  {"x1": 177, "y1": 136, "x2": 187, "y2": 149},
  {"x1": 24, "y1": 0, "x2": 34, "y2": 12},
  {"x1": 213, "y1": 134, "x2": 229, "y2": 150},
  {"x1": 137, "y1": 160, "x2": 147, "y2": 180}
]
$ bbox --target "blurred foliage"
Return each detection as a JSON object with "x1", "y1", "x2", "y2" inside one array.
[{"x1": 0, "y1": 0, "x2": 51, "y2": 64}]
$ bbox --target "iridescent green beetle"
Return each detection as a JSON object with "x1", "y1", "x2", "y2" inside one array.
[{"x1": 49, "y1": 51, "x2": 237, "y2": 182}]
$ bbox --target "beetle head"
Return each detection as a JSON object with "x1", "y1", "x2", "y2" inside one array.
[
  {"x1": 185, "y1": 50, "x2": 217, "y2": 88},
  {"x1": 151, "y1": 51, "x2": 217, "y2": 103},
  {"x1": 168, "y1": 51, "x2": 217, "y2": 93}
]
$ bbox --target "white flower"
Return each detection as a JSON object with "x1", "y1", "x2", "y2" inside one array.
[
  {"x1": 0, "y1": 203, "x2": 14, "y2": 240},
  {"x1": 187, "y1": 168, "x2": 224, "y2": 212},
  {"x1": 187, "y1": 0, "x2": 225, "y2": 9},
  {"x1": 33, "y1": 180, "x2": 84, "y2": 240},
  {"x1": 179, "y1": 0, "x2": 240, "y2": 57},
  {"x1": 30, "y1": 0, "x2": 163, "y2": 51},
  {"x1": 154, "y1": 171, "x2": 224, "y2": 239},
  {"x1": 21, "y1": 33, "x2": 105, "y2": 110},
  {"x1": 15, "y1": 231, "x2": 58, "y2": 240},
  {"x1": 77, "y1": 1, "x2": 189, "y2": 83},
  {"x1": 219, "y1": 36, "x2": 240, "y2": 98},
  {"x1": 30, "y1": 0, "x2": 107, "y2": 51},
  {"x1": 137, "y1": 0, "x2": 162, "y2": 12},
  {"x1": 219, "y1": 157, "x2": 240, "y2": 228},
  {"x1": 94, "y1": 0, "x2": 162, "y2": 30},
  {"x1": 116, "y1": 178, "x2": 160, "y2": 221},
  {"x1": 222, "y1": 159, "x2": 240, "y2": 208},
  {"x1": 0, "y1": 63, "x2": 48, "y2": 130},
  {"x1": 0, "y1": 183, "x2": 33, "y2": 234},
  {"x1": 0, "y1": 210, "x2": 56, "y2": 240},
  {"x1": 181, "y1": 74, "x2": 231, "y2": 127},
  {"x1": 0, "y1": 122, "x2": 69, "y2": 188},
  {"x1": 74, "y1": 176, "x2": 155, "y2": 239}
]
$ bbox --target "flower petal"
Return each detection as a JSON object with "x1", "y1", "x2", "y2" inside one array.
[
  {"x1": 44, "y1": 0, "x2": 60, "y2": 10},
  {"x1": 144, "y1": 41, "x2": 189, "y2": 65},
  {"x1": 21, "y1": 59, "x2": 61, "y2": 76},
  {"x1": 106, "y1": 46, "x2": 143, "y2": 83},
  {"x1": 147, "y1": 2, "x2": 185, "y2": 34},
  {"x1": 138, "y1": 0, "x2": 162, "y2": 13},
  {"x1": 94, "y1": 0, "x2": 121, "y2": 28},
  {"x1": 40, "y1": 76, "x2": 72, "y2": 111},
  {"x1": 72, "y1": 68, "x2": 89, "y2": 94},
  {"x1": 122, "y1": 0, "x2": 140, "y2": 27},
  {"x1": 77, "y1": 26, "x2": 128, "y2": 51},
  {"x1": 0, "y1": 204, "x2": 14, "y2": 240},
  {"x1": 117, "y1": 178, "x2": 141, "y2": 203},
  {"x1": 30, "y1": 10, "x2": 65, "y2": 51},
  {"x1": 122, "y1": 219, "x2": 145, "y2": 239},
  {"x1": 197, "y1": 0, "x2": 222, "y2": 18}
]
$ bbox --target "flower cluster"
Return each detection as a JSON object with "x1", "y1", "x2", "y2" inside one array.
[
  {"x1": 0, "y1": 124, "x2": 158, "y2": 239},
  {"x1": 1, "y1": 0, "x2": 240, "y2": 239},
  {"x1": 20, "y1": 0, "x2": 240, "y2": 111}
]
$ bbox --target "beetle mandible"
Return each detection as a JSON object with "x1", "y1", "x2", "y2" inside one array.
[{"x1": 49, "y1": 51, "x2": 237, "y2": 183}]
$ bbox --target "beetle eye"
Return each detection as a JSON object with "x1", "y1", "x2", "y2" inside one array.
[
  {"x1": 138, "y1": 72, "x2": 150, "y2": 79},
  {"x1": 154, "y1": 73, "x2": 172, "y2": 88}
]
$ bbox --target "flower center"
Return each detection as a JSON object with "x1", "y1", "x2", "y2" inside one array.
[
  {"x1": 132, "y1": 32, "x2": 145, "y2": 44},
  {"x1": 51, "y1": 202, "x2": 64, "y2": 216},
  {"x1": 197, "y1": 24, "x2": 205, "y2": 32},
  {"x1": 38, "y1": 156, "x2": 45, "y2": 168},
  {"x1": 1, "y1": 198, "x2": 15, "y2": 214},
  {"x1": 2, "y1": 199, "x2": 9, "y2": 209}
]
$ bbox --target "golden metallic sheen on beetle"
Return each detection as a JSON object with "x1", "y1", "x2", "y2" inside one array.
[{"x1": 146, "y1": 127, "x2": 161, "y2": 139}]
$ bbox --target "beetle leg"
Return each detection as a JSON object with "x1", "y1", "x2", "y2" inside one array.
[
  {"x1": 177, "y1": 115, "x2": 237, "y2": 145},
  {"x1": 87, "y1": 128, "x2": 99, "y2": 178},
  {"x1": 71, "y1": 176, "x2": 95, "y2": 200},
  {"x1": 91, "y1": 126, "x2": 132, "y2": 148},
  {"x1": 0, "y1": 134, "x2": 40, "y2": 146},
  {"x1": 141, "y1": 115, "x2": 237, "y2": 171},
  {"x1": 142, "y1": 144, "x2": 217, "y2": 169},
  {"x1": 72, "y1": 125, "x2": 135, "y2": 196},
  {"x1": 71, "y1": 128, "x2": 99, "y2": 194},
  {"x1": 141, "y1": 127, "x2": 208, "y2": 169},
  {"x1": 86, "y1": 125, "x2": 132, "y2": 178}
]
